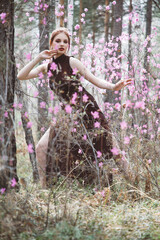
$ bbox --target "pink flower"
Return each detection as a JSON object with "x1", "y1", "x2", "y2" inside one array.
[
  {"x1": 97, "y1": 151, "x2": 102, "y2": 158},
  {"x1": 78, "y1": 86, "x2": 83, "y2": 92},
  {"x1": 111, "y1": 147, "x2": 119, "y2": 156},
  {"x1": 24, "y1": 112, "x2": 28, "y2": 118},
  {"x1": 4, "y1": 111, "x2": 8, "y2": 118},
  {"x1": 69, "y1": 4, "x2": 73, "y2": 9},
  {"x1": 83, "y1": 94, "x2": 88, "y2": 102},
  {"x1": 135, "y1": 101, "x2": 145, "y2": 110},
  {"x1": 106, "y1": 6, "x2": 110, "y2": 10},
  {"x1": 38, "y1": 72, "x2": 44, "y2": 79},
  {"x1": 124, "y1": 136, "x2": 130, "y2": 144},
  {"x1": 33, "y1": 91, "x2": 39, "y2": 97},
  {"x1": 112, "y1": 1, "x2": 116, "y2": 5},
  {"x1": 71, "y1": 92, "x2": 77, "y2": 104},
  {"x1": 78, "y1": 149, "x2": 82, "y2": 154},
  {"x1": 120, "y1": 121, "x2": 127, "y2": 130},
  {"x1": 101, "y1": 190, "x2": 105, "y2": 197},
  {"x1": 28, "y1": 144, "x2": 33, "y2": 153},
  {"x1": 65, "y1": 104, "x2": 72, "y2": 114},
  {"x1": 40, "y1": 102, "x2": 46, "y2": 108},
  {"x1": 48, "y1": 70, "x2": 53, "y2": 77},
  {"x1": 26, "y1": 53, "x2": 31, "y2": 60},
  {"x1": 50, "y1": 62, "x2": 57, "y2": 70},
  {"x1": 99, "y1": 162, "x2": 103, "y2": 168},
  {"x1": 91, "y1": 111, "x2": 99, "y2": 119},
  {"x1": 48, "y1": 107, "x2": 53, "y2": 113},
  {"x1": 18, "y1": 121, "x2": 22, "y2": 126},
  {"x1": 94, "y1": 121, "x2": 100, "y2": 128},
  {"x1": 27, "y1": 121, "x2": 32, "y2": 128},
  {"x1": 11, "y1": 178, "x2": 17, "y2": 187},
  {"x1": 29, "y1": 17, "x2": 34, "y2": 22},
  {"x1": 74, "y1": 24, "x2": 80, "y2": 30},
  {"x1": 83, "y1": 135, "x2": 87, "y2": 140},
  {"x1": 54, "y1": 106, "x2": 59, "y2": 115},
  {"x1": 84, "y1": 8, "x2": 88, "y2": 12},
  {"x1": 1, "y1": 188, "x2": 6, "y2": 194},
  {"x1": 72, "y1": 68, "x2": 78, "y2": 75},
  {"x1": 148, "y1": 159, "x2": 152, "y2": 164},
  {"x1": 115, "y1": 103, "x2": 121, "y2": 111}
]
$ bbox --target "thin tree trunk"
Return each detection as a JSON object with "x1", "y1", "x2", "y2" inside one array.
[
  {"x1": 78, "y1": 0, "x2": 83, "y2": 60},
  {"x1": 67, "y1": 0, "x2": 74, "y2": 54},
  {"x1": 15, "y1": 81, "x2": 39, "y2": 182},
  {"x1": 60, "y1": 0, "x2": 65, "y2": 27},
  {"x1": 105, "y1": 0, "x2": 123, "y2": 104},
  {"x1": 0, "y1": 0, "x2": 19, "y2": 190},
  {"x1": 128, "y1": 0, "x2": 133, "y2": 72},
  {"x1": 38, "y1": 0, "x2": 50, "y2": 138},
  {"x1": 55, "y1": 0, "x2": 60, "y2": 28},
  {"x1": 104, "y1": 0, "x2": 110, "y2": 43}
]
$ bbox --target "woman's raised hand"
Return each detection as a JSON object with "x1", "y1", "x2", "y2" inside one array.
[
  {"x1": 39, "y1": 50, "x2": 58, "y2": 60},
  {"x1": 113, "y1": 78, "x2": 133, "y2": 91}
]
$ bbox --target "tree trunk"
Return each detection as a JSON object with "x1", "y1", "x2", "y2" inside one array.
[
  {"x1": 60, "y1": 0, "x2": 65, "y2": 27},
  {"x1": 55, "y1": 0, "x2": 60, "y2": 28},
  {"x1": 78, "y1": 0, "x2": 83, "y2": 60},
  {"x1": 15, "y1": 81, "x2": 39, "y2": 182},
  {"x1": 67, "y1": 0, "x2": 74, "y2": 54},
  {"x1": 38, "y1": 0, "x2": 50, "y2": 138},
  {"x1": 105, "y1": 0, "x2": 123, "y2": 104},
  {"x1": 144, "y1": 0, "x2": 152, "y2": 72},
  {"x1": 128, "y1": 0, "x2": 133, "y2": 73},
  {"x1": 0, "y1": 0, "x2": 19, "y2": 190},
  {"x1": 104, "y1": 0, "x2": 110, "y2": 43}
]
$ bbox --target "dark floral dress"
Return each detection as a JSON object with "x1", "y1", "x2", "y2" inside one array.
[{"x1": 46, "y1": 54, "x2": 113, "y2": 185}]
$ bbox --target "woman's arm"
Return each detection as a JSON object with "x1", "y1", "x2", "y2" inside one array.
[
  {"x1": 70, "y1": 57, "x2": 132, "y2": 91},
  {"x1": 17, "y1": 50, "x2": 57, "y2": 80}
]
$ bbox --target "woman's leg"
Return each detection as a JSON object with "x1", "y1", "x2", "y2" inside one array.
[{"x1": 36, "y1": 128, "x2": 50, "y2": 188}]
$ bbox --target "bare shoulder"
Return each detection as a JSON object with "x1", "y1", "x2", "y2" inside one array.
[{"x1": 69, "y1": 57, "x2": 85, "y2": 71}]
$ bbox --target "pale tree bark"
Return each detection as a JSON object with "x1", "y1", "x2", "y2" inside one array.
[
  {"x1": 60, "y1": 0, "x2": 65, "y2": 27},
  {"x1": 67, "y1": 0, "x2": 74, "y2": 54},
  {"x1": 78, "y1": 0, "x2": 83, "y2": 60},
  {"x1": 105, "y1": 0, "x2": 123, "y2": 104},
  {"x1": 104, "y1": 0, "x2": 110, "y2": 43},
  {"x1": 55, "y1": 0, "x2": 60, "y2": 28},
  {"x1": 15, "y1": 81, "x2": 39, "y2": 182},
  {"x1": 128, "y1": 0, "x2": 133, "y2": 73},
  {"x1": 144, "y1": 0, "x2": 152, "y2": 72},
  {"x1": 0, "y1": 0, "x2": 19, "y2": 190},
  {"x1": 38, "y1": 0, "x2": 50, "y2": 138}
]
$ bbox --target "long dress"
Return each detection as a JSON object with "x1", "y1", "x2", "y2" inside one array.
[{"x1": 46, "y1": 54, "x2": 113, "y2": 185}]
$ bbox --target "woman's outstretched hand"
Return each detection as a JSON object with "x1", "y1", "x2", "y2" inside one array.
[
  {"x1": 113, "y1": 78, "x2": 133, "y2": 91},
  {"x1": 39, "y1": 50, "x2": 58, "y2": 60}
]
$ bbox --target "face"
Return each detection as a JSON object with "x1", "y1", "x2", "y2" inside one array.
[{"x1": 51, "y1": 32, "x2": 69, "y2": 57}]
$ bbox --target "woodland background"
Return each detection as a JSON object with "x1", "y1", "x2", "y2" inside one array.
[{"x1": 0, "y1": 0, "x2": 160, "y2": 239}]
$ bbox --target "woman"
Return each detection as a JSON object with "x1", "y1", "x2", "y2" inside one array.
[{"x1": 18, "y1": 27, "x2": 133, "y2": 188}]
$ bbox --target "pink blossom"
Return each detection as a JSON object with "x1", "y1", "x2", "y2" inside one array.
[
  {"x1": 97, "y1": 151, "x2": 102, "y2": 158},
  {"x1": 120, "y1": 121, "x2": 127, "y2": 130},
  {"x1": 84, "y1": 8, "x2": 88, "y2": 12},
  {"x1": 41, "y1": 127, "x2": 45, "y2": 132},
  {"x1": 26, "y1": 53, "x2": 31, "y2": 60},
  {"x1": 75, "y1": 24, "x2": 80, "y2": 30},
  {"x1": 81, "y1": 13, "x2": 85, "y2": 17},
  {"x1": 40, "y1": 102, "x2": 46, "y2": 108},
  {"x1": 0, "y1": 12, "x2": 6, "y2": 23},
  {"x1": 24, "y1": 112, "x2": 28, "y2": 118},
  {"x1": 72, "y1": 68, "x2": 78, "y2": 75},
  {"x1": 48, "y1": 107, "x2": 53, "y2": 113},
  {"x1": 38, "y1": 72, "x2": 44, "y2": 79},
  {"x1": 115, "y1": 103, "x2": 121, "y2": 111},
  {"x1": 106, "y1": 6, "x2": 110, "y2": 11},
  {"x1": 48, "y1": 70, "x2": 53, "y2": 77},
  {"x1": 78, "y1": 86, "x2": 83, "y2": 92},
  {"x1": 124, "y1": 136, "x2": 130, "y2": 145},
  {"x1": 28, "y1": 144, "x2": 33, "y2": 153},
  {"x1": 50, "y1": 62, "x2": 57, "y2": 70},
  {"x1": 18, "y1": 121, "x2": 22, "y2": 126},
  {"x1": 91, "y1": 111, "x2": 99, "y2": 119},
  {"x1": 29, "y1": 17, "x2": 34, "y2": 22},
  {"x1": 83, "y1": 135, "x2": 87, "y2": 140},
  {"x1": 4, "y1": 112, "x2": 8, "y2": 118},
  {"x1": 111, "y1": 147, "x2": 119, "y2": 156},
  {"x1": 101, "y1": 190, "x2": 105, "y2": 197},
  {"x1": 65, "y1": 104, "x2": 72, "y2": 114},
  {"x1": 11, "y1": 178, "x2": 17, "y2": 187},
  {"x1": 27, "y1": 121, "x2": 32, "y2": 128},
  {"x1": 135, "y1": 101, "x2": 145, "y2": 110},
  {"x1": 69, "y1": 4, "x2": 73, "y2": 9},
  {"x1": 54, "y1": 106, "x2": 60, "y2": 115},
  {"x1": 78, "y1": 149, "x2": 82, "y2": 154},
  {"x1": 99, "y1": 162, "x2": 103, "y2": 168},
  {"x1": 18, "y1": 103, "x2": 23, "y2": 109},
  {"x1": 1, "y1": 188, "x2": 6, "y2": 194},
  {"x1": 33, "y1": 91, "x2": 39, "y2": 97},
  {"x1": 94, "y1": 121, "x2": 100, "y2": 128},
  {"x1": 112, "y1": 1, "x2": 116, "y2": 5},
  {"x1": 71, "y1": 92, "x2": 77, "y2": 104},
  {"x1": 83, "y1": 94, "x2": 89, "y2": 102},
  {"x1": 148, "y1": 159, "x2": 152, "y2": 164}
]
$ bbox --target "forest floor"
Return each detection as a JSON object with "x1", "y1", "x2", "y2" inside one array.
[{"x1": 0, "y1": 138, "x2": 160, "y2": 240}]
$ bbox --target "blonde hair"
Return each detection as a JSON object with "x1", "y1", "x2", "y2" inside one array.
[{"x1": 49, "y1": 27, "x2": 70, "y2": 50}]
